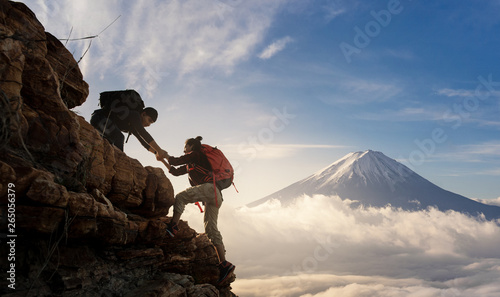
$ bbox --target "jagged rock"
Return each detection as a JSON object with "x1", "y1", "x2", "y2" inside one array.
[
  {"x1": 109, "y1": 148, "x2": 148, "y2": 207},
  {"x1": 124, "y1": 273, "x2": 220, "y2": 297},
  {"x1": 15, "y1": 205, "x2": 66, "y2": 234},
  {"x1": 136, "y1": 166, "x2": 175, "y2": 218},
  {"x1": 9, "y1": 165, "x2": 46, "y2": 194},
  {"x1": 76, "y1": 115, "x2": 116, "y2": 195},
  {"x1": 1, "y1": 0, "x2": 86, "y2": 175},
  {"x1": 45, "y1": 32, "x2": 88, "y2": 109},
  {"x1": 0, "y1": 160, "x2": 16, "y2": 197},
  {"x1": 26, "y1": 178, "x2": 69, "y2": 207},
  {"x1": 0, "y1": 1, "x2": 237, "y2": 296}
]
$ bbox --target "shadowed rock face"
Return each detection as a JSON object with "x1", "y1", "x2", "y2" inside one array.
[{"x1": 0, "y1": 1, "x2": 236, "y2": 296}]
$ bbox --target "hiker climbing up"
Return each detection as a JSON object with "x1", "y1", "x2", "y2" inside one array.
[
  {"x1": 90, "y1": 90, "x2": 168, "y2": 159},
  {"x1": 162, "y1": 136, "x2": 235, "y2": 284}
]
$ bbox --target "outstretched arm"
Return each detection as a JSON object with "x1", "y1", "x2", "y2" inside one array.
[
  {"x1": 160, "y1": 159, "x2": 171, "y2": 170},
  {"x1": 126, "y1": 111, "x2": 167, "y2": 158},
  {"x1": 159, "y1": 156, "x2": 187, "y2": 176},
  {"x1": 148, "y1": 140, "x2": 169, "y2": 160}
]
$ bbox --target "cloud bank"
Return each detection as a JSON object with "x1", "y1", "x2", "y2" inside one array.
[{"x1": 188, "y1": 195, "x2": 500, "y2": 297}]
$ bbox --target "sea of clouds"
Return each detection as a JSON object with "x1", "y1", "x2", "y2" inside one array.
[{"x1": 183, "y1": 195, "x2": 500, "y2": 297}]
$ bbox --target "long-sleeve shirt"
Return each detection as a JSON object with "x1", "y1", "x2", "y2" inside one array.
[
  {"x1": 110, "y1": 110, "x2": 154, "y2": 150},
  {"x1": 168, "y1": 151, "x2": 213, "y2": 187}
]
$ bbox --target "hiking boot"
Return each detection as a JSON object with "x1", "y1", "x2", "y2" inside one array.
[
  {"x1": 217, "y1": 261, "x2": 235, "y2": 284},
  {"x1": 165, "y1": 222, "x2": 179, "y2": 238}
]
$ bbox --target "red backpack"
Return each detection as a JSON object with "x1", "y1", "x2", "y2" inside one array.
[
  {"x1": 201, "y1": 144, "x2": 234, "y2": 189},
  {"x1": 194, "y1": 144, "x2": 235, "y2": 209}
]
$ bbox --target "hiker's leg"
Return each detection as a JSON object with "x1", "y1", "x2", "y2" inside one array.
[
  {"x1": 105, "y1": 123, "x2": 124, "y2": 151},
  {"x1": 172, "y1": 184, "x2": 206, "y2": 224},
  {"x1": 111, "y1": 131, "x2": 125, "y2": 151},
  {"x1": 202, "y1": 184, "x2": 225, "y2": 262},
  {"x1": 214, "y1": 244, "x2": 226, "y2": 263},
  {"x1": 205, "y1": 209, "x2": 225, "y2": 263},
  {"x1": 90, "y1": 111, "x2": 106, "y2": 132},
  {"x1": 171, "y1": 211, "x2": 181, "y2": 225},
  {"x1": 101, "y1": 123, "x2": 124, "y2": 151}
]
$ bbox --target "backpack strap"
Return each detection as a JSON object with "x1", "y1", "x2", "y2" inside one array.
[
  {"x1": 99, "y1": 109, "x2": 113, "y2": 138},
  {"x1": 125, "y1": 132, "x2": 132, "y2": 143}
]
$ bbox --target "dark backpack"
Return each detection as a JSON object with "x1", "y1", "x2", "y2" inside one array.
[
  {"x1": 99, "y1": 90, "x2": 145, "y2": 114},
  {"x1": 98, "y1": 90, "x2": 146, "y2": 143}
]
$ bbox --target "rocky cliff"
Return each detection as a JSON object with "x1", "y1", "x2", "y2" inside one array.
[{"x1": 0, "y1": 1, "x2": 236, "y2": 296}]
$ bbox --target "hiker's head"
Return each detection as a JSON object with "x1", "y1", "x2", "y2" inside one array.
[
  {"x1": 141, "y1": 107, "x2": 158, "y2": 127},
  {"x1": 184, "y1": 136, "x2": 203, "y2": 153}
]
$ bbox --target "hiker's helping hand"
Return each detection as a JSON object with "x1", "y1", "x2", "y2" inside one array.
[{"x1": 156, "y1": 149, "x2": 169, "y2": 161}]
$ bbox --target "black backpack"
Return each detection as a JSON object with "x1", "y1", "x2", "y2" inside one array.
[{"x1": 99, "y1": 90, "x2": 145, "y2": 114}]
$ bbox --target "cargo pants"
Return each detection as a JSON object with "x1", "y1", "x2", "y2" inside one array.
[{"x1": 173, "y1": 182, "x2": 224, "y2": 246}]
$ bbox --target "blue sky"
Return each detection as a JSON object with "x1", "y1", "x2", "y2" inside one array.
[{"x1": 21, "y1": 0, "x2": 500, "y2": 206}]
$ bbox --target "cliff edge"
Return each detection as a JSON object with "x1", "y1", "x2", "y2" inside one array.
[{"x1": 0, "y1": 1, "x2": 236, "y2": 296}]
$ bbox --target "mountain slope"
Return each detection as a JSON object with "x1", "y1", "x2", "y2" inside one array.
[{"x1": 249, "y1": 150, "x2": 500, "y2": 220}]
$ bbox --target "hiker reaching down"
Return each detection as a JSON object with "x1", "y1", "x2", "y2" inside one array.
[
  {"x1": 163, "y1": 136, "x2": 235, "y2": 284},
  {"x1": 90, "y1": 90, "x2": 168, "y2": 160},
  {"x1": 91, "y1": 107, "x2": 166, "y2": 156}
]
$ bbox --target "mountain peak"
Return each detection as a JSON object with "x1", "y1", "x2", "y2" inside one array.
[
  {"x1": 249, "y1": 150, "x2": 500, "y2": 219},
  {"x1": 308, "y1": 150, "x2": 415, "y2": 189}
]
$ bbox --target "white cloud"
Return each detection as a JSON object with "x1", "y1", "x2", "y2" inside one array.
[
  {"x1": 115, "y1": 0, "x2": 284, "y2": 79},
  {"x1": 259, "y1": 36, "x2": 294, "y2": 59},
  {"x1": 22, "y1": 0, "x2": 288, "y2": 87},
  {"x1": 353, "y1": 107, "x2": 444, "y2": 122},
  {"x1": 222, "y1": 144, "x2": 348, "y2": 161},
  {"x1": 456, "y1": 142, "x2": 500, "y2": 156},
  {"x1": 473, "y1": 197, "x2": 500, "y2": 207},
  {"x1": 343, "y1": 80, "x2": 401, "y2": 99},
  {"x1": 190, "y1": 195, "x2": 500, "y2": 297},
  {"x1": 437, "y1": 88, "x2": 477, "y2": 98},
  {"x1": 437, "y1": 87, "x2": 500, "y2": 98},
  {"x1": 323, "y1": 5, "x2": 346, "y2": 23},
  {"x1": 434, "y1": 142, "x2": 500, "y2": 167},
  {"x1": 20, "y1": 0, "x2": 121, "y2": 76}
]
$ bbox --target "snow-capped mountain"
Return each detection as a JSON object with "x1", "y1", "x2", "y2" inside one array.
[{"x1": 249, "y1": 150, "x2": 500, "y2": 219}]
